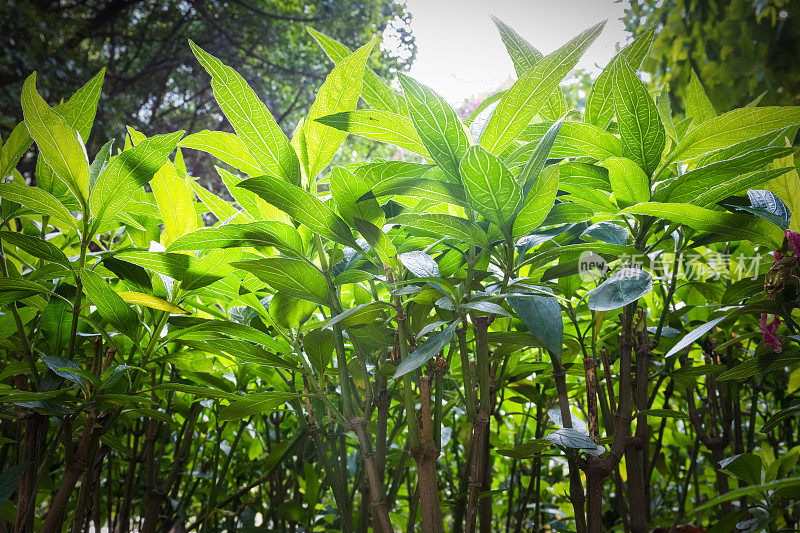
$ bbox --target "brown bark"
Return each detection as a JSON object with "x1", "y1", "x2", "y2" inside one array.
[
  {"x1": 464, "y1": 408, "x2": 489, "y2": 533},
  {"x1": 413, "y1": 376, "x2": 444, "y2": 533},
  {"x1": 352, "y1": 417, "x2": 395, "y2": 533},
  {"x1": 583, "y1": 304, "x2": 637, "y2": 532},
  {"x1": 40, "y1": 412, "x2": 98, "y2": 533}
]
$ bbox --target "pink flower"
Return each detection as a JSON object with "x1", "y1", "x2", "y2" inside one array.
[
  {"x1": 786, "y1": 230, "x2": 800, "y2": 256},
  {"x1": 760, "y1": 313, "x2": 783, "y2": 353}
]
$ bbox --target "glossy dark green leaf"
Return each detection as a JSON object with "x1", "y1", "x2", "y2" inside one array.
[
  {"x1": 587, "y1": 268, "x2": 653, "y2": 311},
  {"x1": 393, "y1": 321, "x2": 458, "y2": 379},
  {"x1": 508, "y1": 292, "x2": 563, "y2": 358},
  {"x1": 218, "y1": 392, "x2": 298, "y2": 422}
]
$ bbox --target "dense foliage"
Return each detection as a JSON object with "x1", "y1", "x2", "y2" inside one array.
[
  {"x1": 1, "y1": 13, "x2": 800, "y2": 533},
  {"x1": 624, "y1": 0, "x2": 800, "y2": 110}
]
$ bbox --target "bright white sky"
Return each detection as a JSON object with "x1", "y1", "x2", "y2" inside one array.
[{"x1": 399, "y1": 0, "x2": 632, "y2": 104}]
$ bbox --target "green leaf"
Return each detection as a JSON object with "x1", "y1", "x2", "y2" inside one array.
[
  {"x1": 695, "y1": 476, "x2": 800, "y2": 511},
  {"x1": 0, "y1": 465, "x2": 25, "y2": 505},
  {"x1": 21, "y1": 73, "x2": 90, "y2": 208},
  {"x1": 459, "y1": 145, "x2": 522, "y2": 231},
  {"x1": 398, "y1": 251, "x2": 439, "y2": 278},
  {"x1": 218, "y1": 392, "x2": 298, "y2": 422},
  {"x1": 189, "y1": 41, "x2": 300, "y2": 184},
  {"x1": 326, "y1": 301, "x2": 390, "y2": 328},
  {"x1": 116, "y1": 292, "x2": 190, "y2": 315},
  {"x1": 190, "y1": 181, "x2": 239, "y2": 223},
  {"x1": 480, "y1": 21, "x2": 605, "y2": 154},
  {"x1": 307, "y1": 27, "x2": 402, "y2": 114},
  {"x1": 115, "y1": 250, "x2": 232, "y2": 292},
  {"x1": 0, "y1": 183, "x2": 76, "y2": 230},
  {"x1": 90, "y1": 131, "x2": 184, "y2": 225},
  {"x1": 232, "y1": 258, "x2": 328, "y2": 306},
  {"x1": 517, "y1": 119, "x2": 564, "y2": 197},
  {"x1": 0, "y1": 231, "x2": 70, "y2": 268},
  {"x1": 371, "y1": 177, "x2": 467, "y2": 208},
  {"x1": 762, "y1": 405, "x2": 800, "y2": 433},
  {"x1": 0, "y1": 122, "x2": 34, "y2": 180},
  {"x1": 508, "y1": 292, "x2": 563, "y2": 358},
  {"x1": 216, "y1": 166, "x2": 288, "y2": 223},
  {"x1": 513, "y1": 121, "x2": 622, "y2": 163},
  {"x1": 314, "y1": 110, "x2": 429, "y2": 156},
  {"x1": 639, "y1": 409, "x2": 689, "y2": 420},
  {"x1": 581, "y1": 222, "x2": 629, "y2": 246},
  {"x1": 718, "y1": 453, "x2": 762, "y2": 486},
  {"x1": 586, "y1": 26, "x2": 656, "y2": 128},
  {"x1": 689, "y1": 167, "x2": 793, "y2": 208},
  {"x1": 587, "y1": 268, "x2": 653, "y2": 311},
  {"x1": 352, "y1": 218, "x2": 397, "y2": 268},
  {"x1": 390, "y1": 213, "x2": 488, "y2": 248},
  {"x1": 490, "y1": 17, "x2": 572, "y2": 123},
  {"x1": 600, "y1": 156, "x2": 650, "y2": 207},
  {"x1": 179, "y1": 130, "x2": 263, "y2": 177},
  {"x1": 657, "y1": 83, "x2": 677, "y2": 142},
  {"x1": 53, "y1": 68, "x2": 105, "y2": 141},
  {"x1": 668, "y1": 107, "x2": 800, "y2": 164},
  {"x1": 81, "y1": 268, "x2": 139, "y2": 338},
  {"x1": 330, "y1": 166, "x2": 384, "y2": 227},
  {"x1": 621, "y1": 202, "x2": 784, "y2": 248},
  {"x1": 612, "y1": 60, "x2": 665, "y2": 177},
  {"x1": 168, "y1": 222, "x2": 303, "y2": 256},
  {"x1": 540, "y1": 202, "x2": 594, "y2": 227},
  {"x1": 269, "y1": 292, "x2": 317, "y2": 329},
  {"x1": 657, "y1": 147, "x2": 794, "y2": 203},
  {"x1": 150, "y1": 160, "x2": 198, "y2": 246},
  {"x1": 398, "y1": 73, "x2": 470, "y2": 184},
  {"x1": 303, "y1": 328, "x2": 335, "y2": 376},
  {"x1": 393, "y1": 322, "x2": 458, "y2": 379},
  {"x1": 765, "y1": 144, "x2": 800, "y2": 232},
  {"x1": 545, "y1": 427, "x2": 605, "y2": 456},
  {"x1": 304, "y1": 37, "x2": 377, "y2": 178},
  {"x1": 0, "y1": 278, "x2": 51, "y2": 305},
  {"x1": 513, "y1": 165, "x2": 559, "y2": 239},
  {"x1": 238, "y1": 175, "x2": 357, "y2": 248},
  {"x1": 686, "y1": 69, "x2": 716, "y2": 126}
]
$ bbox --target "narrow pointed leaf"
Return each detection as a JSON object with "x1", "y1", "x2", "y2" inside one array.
[
  {"x1": 480, "y1": 21, "x2": 605, "y2": 154},
  {"x1": 90, "y1": 131, "x2": 184, "y2": 224},
  {"x1": 189, "y1": 41, "x2": 300, "y2": 184},
  {"x1": 398, "y1": 73, "x2": 470, "y2": 184},
  {"x1": 314, "y1": 110, "x2": 429, "y2": 156},
  {"x1": 179, "y1": 130, "x2": 263, "y2": 177},
  {"x1": 304, "y1": 37, "x2": 377, "y2": 178},
  {"x1": 459, "y1": 145, "x2": 522, "y2": 231},
  {"x1": 21, "y1": 73, "x2": 90, "y2": 207},
  {"x1": 586, "y1": 26, "x2": 656, "y2": 128},
  {"x1": 612, "y1": 60, "x2": 665, "y2": 177},
  {"x1": 393, "y1": 322, "x2": 458, "y2": 379},
  {"x1": 238, "y1": 175, "x2": 357, "y2": 248},
  {"x1": 231, "y1": 257, "x2": 328, "y2": 306}
]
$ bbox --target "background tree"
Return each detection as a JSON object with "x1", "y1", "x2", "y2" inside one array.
[
  {"x1": 0, "y1": 0, "x2": 415, "y2": 182},
  {"x1": 624, "y1": 0, "x2": 800, "y2": 111}
]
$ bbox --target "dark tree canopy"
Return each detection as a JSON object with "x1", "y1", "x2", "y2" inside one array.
[
  {"x1": 0, "y1": 0, "x2": 415, "y2": 153},
  {"x1": 624, "y1": 0, "x2": 800, "y2": 111}
]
